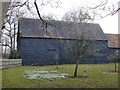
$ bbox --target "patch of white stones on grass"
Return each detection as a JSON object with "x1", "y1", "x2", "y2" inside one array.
[
  {"x1": 102, "y1": 72, "x2": 118, "y2": 75},
  {"x1": 24, "y1": 70, "x2": 72, "y2": 80}
]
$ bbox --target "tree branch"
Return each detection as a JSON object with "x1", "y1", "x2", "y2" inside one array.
[
  {"x1": 34, "y1": 0, "x2": 56, "y2": 28},
  {"x1": 34, "y1": 0, "x2": 44, "y2": 22},
  {"x1": 2, "y1": 43, "x2": 11, "y2": 48},
  {"x1": 9, "y1": 0, "x2": 29, "y2": 9},
  {"x1": 112, "y1": 8, "x2": 120, "y2": 15},
  {"x1": 90, "y1": 0, "x2": 108, "y2": 9}
]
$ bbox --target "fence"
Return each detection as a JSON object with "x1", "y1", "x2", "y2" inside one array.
[{"x1": 0, "y1": 59, "x2": 22, "y2": 69}]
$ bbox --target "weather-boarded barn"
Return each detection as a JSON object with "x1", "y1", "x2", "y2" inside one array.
[{"x1": 17, "y1": 18, "x2": 109, "y2": 65}]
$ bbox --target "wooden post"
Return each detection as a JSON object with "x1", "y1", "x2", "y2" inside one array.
[
  {"x1": 118, "y1": 1, "x2": 120, "y2": 34},
  {"x1": 118, "y1": 3, "x2": 120, "y2": 77}
]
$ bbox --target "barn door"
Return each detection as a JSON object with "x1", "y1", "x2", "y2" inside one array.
[
  {"x1": 47, "y1": 40, "x2": 60, "y2": 65},
  {"x1": 48, "y1": 48, "x2": 59, "y2": 64}
]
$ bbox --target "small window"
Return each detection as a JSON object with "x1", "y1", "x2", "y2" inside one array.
[{"x1": 48, "y1": 49, "x2": 56, "y2": 51}]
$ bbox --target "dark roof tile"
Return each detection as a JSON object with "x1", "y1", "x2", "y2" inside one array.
[{"x1": 19, "y1": 18, "x2": 107, "y2": 40}]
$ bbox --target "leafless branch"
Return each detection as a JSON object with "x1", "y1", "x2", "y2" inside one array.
[
  {"x1": 34, "y1": 0, "x2": 44, "y2": 21},
  {"x1": 34, "y1": 0, "x2": 56, "y2": 28},
  {"x1": 90, "y1": 0, "x2": 108, "y2": 9},
  {"x1": 2, "y1": 42, "x2": 11, "y2": 48},
  {"x1": 9, "y1": 0, "x2": 29, "y2": 9},
  {"x1": 112, "y1": 8, "x2": 120, "y2": 15},
  {"x1": 99, "y1": 7, "x2": 120, "y2": 19}
]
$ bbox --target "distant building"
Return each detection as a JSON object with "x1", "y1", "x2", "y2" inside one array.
[
  {"x1": 106, "y1": 34, "x2": 120, "y2": 48},
  {"x1": 17, "y1": 18, "x2": 109, "y2": 65},
  {"x1": 106, "y1": 34, "x2": 120, "y2": 60}
]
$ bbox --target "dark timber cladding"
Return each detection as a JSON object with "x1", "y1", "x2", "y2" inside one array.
[{"x1": 18, "y1": 18, "x2": 108, "y2": 65}]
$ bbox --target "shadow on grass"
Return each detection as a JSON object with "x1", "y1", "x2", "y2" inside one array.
[{"x1": 71, "y1": 75, "x2": 89, "y2": 79}]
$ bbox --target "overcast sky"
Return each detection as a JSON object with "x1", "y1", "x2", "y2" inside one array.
[
  {"x1": 38, "y1": 0, "x2": 119, "y2": 34},
  {"x1": 2, "y1": 0, "x2": 119, "y2": 34},
  {"x1": 13, "y1": 0, "x2": 119, "y2": 34}
]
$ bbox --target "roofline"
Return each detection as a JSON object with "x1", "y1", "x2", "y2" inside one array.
[
  {"x1": 20, "y1": 36, "x2": 108, "y2": 41},
  {"x1": 109, "y1": 47, "x2": 120, "y2": 49},
  {"x1": 105, "y1": 33, "x2": 120, "y2": 35},
  {"x1": 19, "y1": 18, "x2": 100, "y2": 25}
]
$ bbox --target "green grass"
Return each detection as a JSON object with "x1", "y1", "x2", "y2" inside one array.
[{"x1": 1, "y1": 63, "x2": 119, "y2": 88}]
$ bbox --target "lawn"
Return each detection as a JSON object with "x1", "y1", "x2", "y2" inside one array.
[{"x1": 1, "y1": 63, "x2": 119, "y2": 88}]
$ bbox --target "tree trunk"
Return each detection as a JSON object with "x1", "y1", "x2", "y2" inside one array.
[
  {"x1": 56, "y1": 59, "x2": 58, "y2": 69},
  {"x1": 3, "y1": 46, "x2": 7, "y2": 57},
  {"x1": 114, "y1": 62, "x2": 117, "y2": 72},
  {"x1": 9, "y1": 37, "x2": 13, "y2": 59},
  {"x1": 74, "y1": 60, "x2": 79, "y2": 78}
]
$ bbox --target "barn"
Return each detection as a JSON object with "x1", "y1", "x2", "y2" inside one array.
[{"x1": 17, "y1": 18, "x2": 109, "y2": 65}]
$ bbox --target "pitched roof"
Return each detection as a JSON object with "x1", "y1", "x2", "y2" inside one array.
[
  {"x1": 18, "y1": 18, "x2": 107, "y2": 40},
  {"x1": 105, "y1": 34, "x2": 120, "y2": 48}
]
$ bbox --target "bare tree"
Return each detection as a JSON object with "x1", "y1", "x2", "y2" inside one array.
[
  {"x1": 34, "y1": 0, "x2": 60, "y2": 22},
  {"x1": 2, "y1": 17, "x2": 18, "y2": 58},
  {"x1": 108, "y1": 50, "x2": 119, "y2": 72},
  {"x1": 1, "y1": 37, "x2": 10, "y2": 58},
  {"x1": 61, "y1": 6, "x2": 97, "y2": 77},
  {"x1": 62, "y1": 0, "x2": 119, "y2": 22},
  {"x1": 1, "y1": 0, "x2": 30, "y2": 58},
  {"x1": 64, "y1": 31, "x2": 95, "y2": 77},
  {"x1": 42, "y1": 14, "x2": 58, "y2": 20},
  {"x1": 62, "y1": 7, "x2": 94, "y2": 23},
  {"x1": 89, "y1": 0, "x2": 120, "y2": 19},
  {"x1": 34, "y1": 0, "x2": 62, "y2": 69}
]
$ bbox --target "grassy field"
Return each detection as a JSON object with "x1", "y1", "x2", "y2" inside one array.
[{"x1": 1, "y1": 63, "x2": 119, "y2": 88}]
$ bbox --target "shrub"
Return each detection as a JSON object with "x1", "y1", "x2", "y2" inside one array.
[{"x1": 9, "y1": 50, "x2": 20, "y2": 59}]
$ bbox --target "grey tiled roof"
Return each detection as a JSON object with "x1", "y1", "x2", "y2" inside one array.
[{"x1": 19, "y1": 18, "x2": 107, "y2": 40}]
